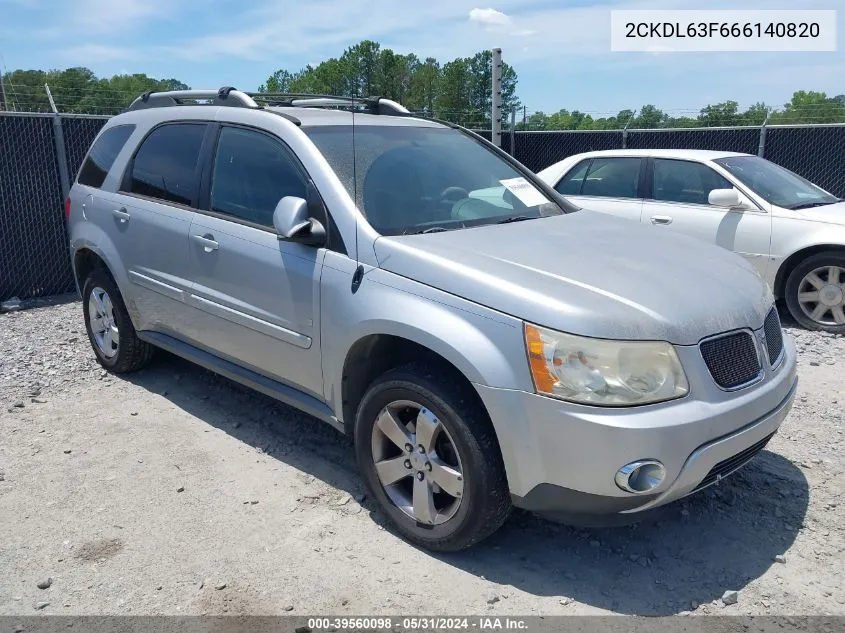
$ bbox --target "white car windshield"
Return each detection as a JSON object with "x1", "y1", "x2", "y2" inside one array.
[
  {"x1": 304, "y1": 124, "x2": 567, "y2": 235},
  {"x1": 715, "y1": 155, "x2": 841, "y2": 210}
]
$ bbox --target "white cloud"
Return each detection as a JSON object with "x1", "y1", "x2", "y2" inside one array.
[{"x1": 468, "y1": 8, "x2": 512, "y2": 28}]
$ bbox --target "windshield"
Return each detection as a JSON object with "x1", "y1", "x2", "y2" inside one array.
[
  {"x1": 714, "y1": 155, "x2": 840, "y2": 210},
  {"x1": 303, "y1": 124, "x2": 565, "y2": 235}
]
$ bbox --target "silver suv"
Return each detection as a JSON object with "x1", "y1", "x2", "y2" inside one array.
[{"x1": 67, "y1": 88, "x2": 798, "y2": 551}]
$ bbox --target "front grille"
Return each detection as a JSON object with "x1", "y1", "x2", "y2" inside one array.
[
  {"x1": 692, "y1": 432, "x2": 775, "y2": 493},
  {"x1": 700, "y1": 331, "x2": 762, "y2": 389},
  {"x1": 763, "y1": 308, "x2": 785, "y2": 366}
]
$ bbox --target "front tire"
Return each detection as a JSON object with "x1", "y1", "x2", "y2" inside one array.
[
  {"x1": 784, "y1": 252, "x2": 845, "y2": 334},
  {"x1": 82, "y1": 268, "x2": 154, "y2": 373},
  {"x1": 354, "y1": 362, "x2": 511, "y2": 551}
]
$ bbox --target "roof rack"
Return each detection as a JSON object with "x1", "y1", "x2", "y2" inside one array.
[
  {"x1": 249, "y1": 93, "x2": 411, "y2": 116},
  {"x1": 125, "y1": 87, "x2": 411, "y2": 117},
  {"x1": 125, "y1": 87, "x2": 259, "y2": 111}
]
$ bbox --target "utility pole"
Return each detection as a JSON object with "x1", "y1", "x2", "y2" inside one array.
[
  {"x1": 491, "y1": 48, "x2": 502, "y2": 148},
  {"x1": 0, "y1": 70, "x2": 6, "y2": 111}
]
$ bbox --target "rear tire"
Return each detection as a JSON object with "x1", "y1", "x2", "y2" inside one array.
[
  {"x1": 784, "y1": 251, "x2": 845, "y2": 334},
  {"x1": 82, "y1": 268, "x2": 154, "y2": 373},
  {"x1": 354, "y1": 362, "x2": 511, "y2": 551}
]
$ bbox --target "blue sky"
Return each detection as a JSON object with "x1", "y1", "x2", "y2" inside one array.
[{"x1": 1, "y1": 0, "x2": 843, "y2": 116}]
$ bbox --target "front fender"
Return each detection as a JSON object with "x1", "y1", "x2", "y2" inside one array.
[{"x1": 320, "y1": 257, "x2": 533, "y2": 421}]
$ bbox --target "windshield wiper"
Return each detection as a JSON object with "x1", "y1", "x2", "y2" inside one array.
[
  {"x1": 404, "y1": 226, "x2": 451, "y2": 235},
  {"x1": 789, "y1": 201, "x2": 838, "y2": 210},
  {"x1": 495, "y1": 215, "x2": 534, "y2": 224}
]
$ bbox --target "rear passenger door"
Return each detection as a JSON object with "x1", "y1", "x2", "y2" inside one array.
[
  {"x1": 183, "y1": 125, "x2": 326, "y2": 398},
  {"x1": 554, "y1": 157, "x2": 644, "y2": 223},
  {"x1": 642, "y1": 158, "x2": 772, "y2": 278},
  {"x1": 110, "y1": 122, "x2": 210, "y2": 334}
]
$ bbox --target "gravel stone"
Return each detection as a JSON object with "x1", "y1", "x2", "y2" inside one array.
[
  {"x1": 722, "y1": 590, "x2": 739, "y2": 605},
  {"x1": 487, "y1": 595, "x2": 500, "y2": 605},
  {"x1": 36, "y1": 578, "x2": 52, "y2": 589},
  {"x1": 1, "y1": 301, "x2": 844, "y2": 616}
]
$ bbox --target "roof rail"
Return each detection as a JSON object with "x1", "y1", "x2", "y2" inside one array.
[
  {"x1": 248, "y1": 93, "x2": 411, "y2": 116},
  {"x1": 125, "y1": 87, "x2": 260, "y2": 112}
]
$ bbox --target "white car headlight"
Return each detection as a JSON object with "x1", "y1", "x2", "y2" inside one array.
[{"x1": 524, "y1": 323, "x2": 689, "y2": 406}]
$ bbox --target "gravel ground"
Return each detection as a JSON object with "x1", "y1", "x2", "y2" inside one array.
[{"x1": 0, "y1": 297, "x2": 843, "y2": 616}]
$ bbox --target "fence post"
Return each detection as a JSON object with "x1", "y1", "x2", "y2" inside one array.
[
  {"x1": 45, "y1": 84, "x2": 71, "y2": 200},
  {"x1": 621, "y1": 110, "x2": 635, "y2": 149},
  {"x1": 757, "y1": 110, "x2": 771, "y2": 158},
  {"x1": 510, "y1": 108, "x2": 516, "y2": 155},
  {"x1": 491, "y1": 48, "x2": 503, "y2": 148}
]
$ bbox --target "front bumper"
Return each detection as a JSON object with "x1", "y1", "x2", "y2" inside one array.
[{"x1": 474, "y1": 335, "x2": 798, "y2": 518}]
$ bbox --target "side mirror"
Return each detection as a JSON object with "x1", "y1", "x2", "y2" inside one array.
[
  {"x1": 272, "y1": 196, "x2": 326, "y2": 247},
  {"x1": 708, "y1": 188, "x2": 743, "y2": 209}
]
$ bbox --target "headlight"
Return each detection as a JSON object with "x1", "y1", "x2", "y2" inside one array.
[{"x1": 524, "y1": 323, "x2": 689, "y2": 406}]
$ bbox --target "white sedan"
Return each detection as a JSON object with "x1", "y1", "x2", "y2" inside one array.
[{"x1": 537, "y1": 149, "x2": 845, "y2": 333}]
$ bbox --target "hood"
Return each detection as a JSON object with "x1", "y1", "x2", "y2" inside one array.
[
  {"x1": 373, "y1": 212, "x2": 773, "y2": 346},
  {"x1": 790, "y1": 201, "x2": 845, "y2": 226}
]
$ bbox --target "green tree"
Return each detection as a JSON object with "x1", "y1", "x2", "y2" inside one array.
[
  {"x1": 633, "y1": 104, "x2": 667, "y2": 129},
  {"x1": 407, "y1": 57, "x2": 440, "y2": 113},
  {"x1": 698, "y1": 100, "x2": 741, "y2": 127},
  {"x1": 772, "y1": 90, "x2": 845, "y2": 124},
  {"x1": 259, "y1": 69, "x2": 302, "y2": 93},
  {"x1": 0, "y1": 67, "x2": 189, "y2": 114},
  {"x1": 741, "y1": 102, "x2": 770, "y2": 125}
]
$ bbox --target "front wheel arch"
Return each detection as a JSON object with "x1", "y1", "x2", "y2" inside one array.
[{"x1": 774, "y1": 244, "x2": 845, "y2": 299}]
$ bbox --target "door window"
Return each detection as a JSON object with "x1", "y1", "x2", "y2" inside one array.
[
  {"x1": 555, "y1": 160, "x2": 590, "y2": 195},
  {"x1": 127, "y1": 123, "x2": 207, "y2": 206},
  {"x1": 78, "y1": 125, "x2": 135, "y2": 188},
  {"x1": 210, "y1": 127, "x2": 308, "y2": 227},
  {"x1": 576, "y1": 157, "x2": 642, "y2": 198},
  {"x1": 652, "y1": 159, "x2": 733, "y2": 205}
]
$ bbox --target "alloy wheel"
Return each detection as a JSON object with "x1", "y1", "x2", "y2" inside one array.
[
  {"x1": 797, "y1": 265, "x2": 845, "y2": 326},
  {"x1": 370, "y1": 400, "x2": 464, "y2": 525},
  {"x1": 88, "y1": 286, "x2": 119, "y2": 358}
]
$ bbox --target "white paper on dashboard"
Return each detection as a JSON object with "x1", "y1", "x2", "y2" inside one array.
[{"x1": 499, "y1": 177, "x2": 549, "y2": 207}]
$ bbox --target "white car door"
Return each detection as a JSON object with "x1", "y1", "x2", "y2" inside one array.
[
  {"x1": 642, "y1": 158, "x2": 772, "y2": 279},
  {"x1": 552, "y1": 156, "x2": 644, "y2": 223}
]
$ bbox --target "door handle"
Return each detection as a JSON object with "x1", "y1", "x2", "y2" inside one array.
[
  {"x1": 192, "y1": 234, "x2": 219, "y2": 253},
  {"x1": 112, "y1": 208, "x2": 131, "y2": 223},
  {"x1": 650, "y1": 215, "x2": 673, "y2": 225}
]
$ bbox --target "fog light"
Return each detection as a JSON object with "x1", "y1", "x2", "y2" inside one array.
[{"x1": 615, "y1": 460, "x2": 666, "y2": 493}]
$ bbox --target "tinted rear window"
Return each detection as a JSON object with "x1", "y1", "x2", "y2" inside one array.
[
  {"x1": 128, "y1": 123, "x2": 207, "y2": 206},
  {"x1": 77, "y1": 125, "x2": 135, "y2": 188}
]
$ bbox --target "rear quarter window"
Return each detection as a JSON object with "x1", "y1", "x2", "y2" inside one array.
[
  {"x1": 77, "y1": 125, "x2": 135, "y2": 188},
  {"x1": 126, "y1": 123, "x2": 207, "y2": 207}
]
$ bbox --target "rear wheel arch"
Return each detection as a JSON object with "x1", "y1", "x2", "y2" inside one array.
[
  {"x1": 73, "y1": 247, "x2": 140, "y2": 328},
  {"x1": 73, "y1": 248, "x2": 116, "y2": 291}
]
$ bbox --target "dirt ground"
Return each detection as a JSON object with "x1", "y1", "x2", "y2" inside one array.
[{"x1": 1, "y1": 297, "x2": 843, "y2": 616}]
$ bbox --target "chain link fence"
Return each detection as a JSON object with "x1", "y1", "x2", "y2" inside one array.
[
  {"x1": 1, "y1": 112, "x2": 845, "y2": 302},
  {"x1": 763, "y1": 125, "x2": 845, "y2": 201},
  {"x1": 61, "y1": 115, "x2": 109, "y2": 176},
  {"x1": 624, "y1": 126, "x2": 761, "y2": 154},
  {"x1": 0, "y1": 113, "x2": 72, "y2": 302}
]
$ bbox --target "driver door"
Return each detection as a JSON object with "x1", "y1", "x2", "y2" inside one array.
[{"x1": 182, "y1": 124, "x2": 326, "y2": 399}]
